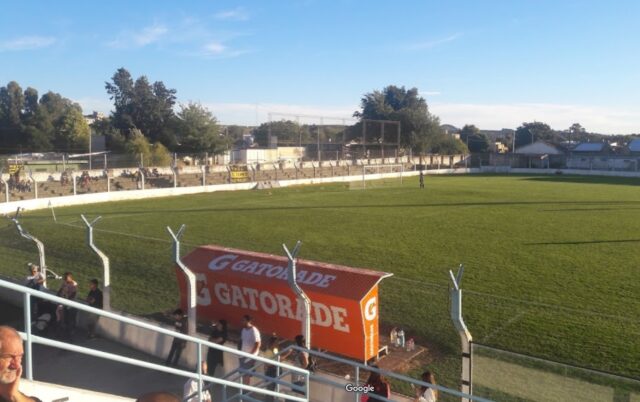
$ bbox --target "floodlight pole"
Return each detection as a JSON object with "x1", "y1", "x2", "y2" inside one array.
[
  {"x1": 284, "y1": 241, "x2": 311, "y2": 349},
  {"x1": 11, "y1": 208, "x2": 48, "y2": 288},
  {"x1": 81, "y1": 214, "x2": 111, "y2": 310},
  {"x1": 167, "y1": 225, "x2": 196, "y2": 336},
  {"x1": 449, "y1": 264, "x2": 473, "y2": 402}
]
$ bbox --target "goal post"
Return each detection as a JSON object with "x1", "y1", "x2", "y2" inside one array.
[{"x1": 350, "y1": 164, "x2": 405, "y2": 190}]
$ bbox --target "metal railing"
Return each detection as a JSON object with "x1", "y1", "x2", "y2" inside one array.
[
  {"x1": 0, "y1": 278, "x2": 309, "y2": 402},
  {"x1": 220, "y1": 344, "x2": 494, "y2": 402}
]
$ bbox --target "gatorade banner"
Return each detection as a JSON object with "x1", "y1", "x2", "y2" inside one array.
[{"x1": 176, "y1": 245, "x2": 392, "y2": 362}]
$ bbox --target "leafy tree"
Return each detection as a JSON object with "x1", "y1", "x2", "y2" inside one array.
[
  {"x1": 125, "y1": 129, "x2": 171, "y2": 166},
  {"x1": 93, "y1": 117, "x2": 126, "y2": 152},
  {"x1": 151, "y1": 142, "x2": 172, "y2": 166},
  {"x1": 56, "y1": 107, "x2": 90, "y2": 152},
  {"x1": 0, "y1": 81, "x2": 25, "y2": 150},
  {"x1": 105, "y1": 68, "x2": 177, "y2": 146},
  {"x1": 176, "y1": 102, "x2": 225, "y2": 154},
  {"x1": 352, "y1": 85, "x2": 446, "y2": 155},
  {"x1": 253, "y1": 120, "x2": 303, "y2": 147},
  {"x1": 459, "y1": 124, "x2": 490, "y2": 153},
  {"x1": 515, "y1": 122, "x2": 553, "y2": 148},
  {"x1": 568, "y1": 123, "x2": 588, "y2": 143}
]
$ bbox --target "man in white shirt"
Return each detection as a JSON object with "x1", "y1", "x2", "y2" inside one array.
[
  {"x1": 183, "y1": 361, "x2": 212, "y2": 402},
  {"x1": 239, "y1": 315, "x2": 261, "y2": 386}
]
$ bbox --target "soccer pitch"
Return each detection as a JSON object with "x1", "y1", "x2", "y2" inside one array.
[{"x1": 1, "y1": 174, "x2": 639, "y2": 385}]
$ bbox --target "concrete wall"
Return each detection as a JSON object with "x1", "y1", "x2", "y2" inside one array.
[{"x1": 21, "y1": 379, "x2": 133, "y2": 402}]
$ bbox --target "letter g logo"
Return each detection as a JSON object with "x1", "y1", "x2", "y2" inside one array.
[
  {"x1": 364, "y1": 297, "x2": 377, "y2": 321},
  {"x1": 208, "y1": 254, "x2": 238, "y2": 271}
]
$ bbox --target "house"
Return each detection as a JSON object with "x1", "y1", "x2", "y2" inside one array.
[
  {"x1": 571, "y1": 142, "x2": 610, "y2": 155},
  {"x1": 514, "y1": 141, "x2": 564, "y2": 168}
]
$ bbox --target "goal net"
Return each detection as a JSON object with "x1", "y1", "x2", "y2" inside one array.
[{"x1": 349, "y1": 164, "x2": 405, "y2": 190}]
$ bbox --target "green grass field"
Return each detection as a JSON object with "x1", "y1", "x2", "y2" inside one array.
[{"x1": 1, "y1": 174, "x2": 639, "y2": 393}]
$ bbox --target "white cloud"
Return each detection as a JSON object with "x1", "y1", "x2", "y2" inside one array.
[
  {"x1": 430, "y1": 102, "x2": 640, "y2": 134},
  {"x1": 404, "y1": 33, "x2": 463, "y2": 51},
  {"x1": 107, "y1": 24, "x2": 168, "y2": 48},
  {"x1": 203, "y1": 41, "x2": 226, "y2": 55},
  {"x1": 214, "y1": 7, "x2": 249, "y2": 21},
  {"x1": 0, "y1": 36, "x2": 56, "y2": 51}
]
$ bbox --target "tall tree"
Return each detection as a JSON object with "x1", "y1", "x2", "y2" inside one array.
[
  {"x1": 515, "y1": 122, "x2": 553, "y2": 148},
  {"x1": 0, "y1": 81, "x2": 25, "y2": 150},
  {"x1": 105, "y1": 68, "x2": 177, "y2": 146},
  {"x1": 253, "y1": 120, "x2": 303, "y2": 147},
  {"x1": 352, "y1": 85, "x2": 453, "y2": 155},
  {"x1": 459, "y1": 124, "x2": 490, "y2": 153},
  {"x1": 176, "y1": 102, "x2": 226, "y2": 154}
]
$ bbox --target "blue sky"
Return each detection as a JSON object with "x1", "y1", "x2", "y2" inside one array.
[{"x1": 1, "y1": 0, "x2": 640, "y2": 133}]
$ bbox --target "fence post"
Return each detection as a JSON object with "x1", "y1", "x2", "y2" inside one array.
[
  {"x1": 71, "y1": 171, "x2": 77, "y2": 195},
  {"x1": 283, "y1": 241, "x2": 311, "y2": 348},
  {"x1": 106, "y1": 170, "x2": 111, "y2": 193},
  {"x1": 81, "y1": 215, "x2": 111, "y2": 310},
  {"x1": 449, "y1": 264, "x2": 473, "y2": 401},
  {"x1": 139, "y1": 168, "x2": 145, "y2": 190},
  {"x1": 27, "y1": 169, "x2": 37, "y2": 199},
  {"x1": 12, "y1": 208, "x2": 48, "y2": 288},
  {"x1": 201, "y1": 165, "x2": 206, "y2": 186},
  {"x1": 23, "y1": 292, "x2": 33, "y2": 380},
  {"x1": 167, "y1": 225, "x2": 196, "y2": 337},
  {"x1": 1, "y1": 170, "x2": 10, "y2": 203}
]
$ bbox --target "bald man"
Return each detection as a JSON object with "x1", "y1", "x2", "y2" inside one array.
[{"x1": 0, "y1": 326, "x2": 41, "y2": 402}]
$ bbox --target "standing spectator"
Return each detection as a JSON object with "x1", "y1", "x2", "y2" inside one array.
[
  {"x1": 279, "y1": 335, "x2": 309, "y2": 392},
  {"x1": 56, "y1": 272, "x2": 78, "y2": 340},
  {"x1": 419, "y1": 170, "x2": 424, "y2": 189},
  {"x1": 414, "y1": 370, "x2": 438, "y2": 402},
  {"x1": 263, "y1": 334, "x2": 279, "y2": 402},
  {"x1": 363, "y1": 366, "x2": 391, "y2": 401},
  {"x1": 0, "y1": 326, "x2": 43, "y2": 402},
  {"x1": 165, "y1": 309, "x2": 188, "y2": 367},
  {"x1": 25, "y1": 263, "x2": 44, "y2": 318},
  {"x1": 206, "y1": 319, "x2": 227, "y2": 377},
  {"x1": 238, "y1": 315, "x2": 261, "y2": 386},
  {"x1": 183, "y1": 361, "x2": 212, "y2": 402},
  {"x1": 86, "y1": 279, "x2": 103, "y2": 339}
]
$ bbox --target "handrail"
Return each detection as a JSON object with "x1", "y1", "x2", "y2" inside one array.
[
  {"x1": 277, "y1": 345, "x2": 494, "y2": 402},
  {"x1": 0, "y1": 278, "x2": 308, "y2": 402}
]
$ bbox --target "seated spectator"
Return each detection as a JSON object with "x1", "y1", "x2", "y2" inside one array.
[
  {"x1": 56, "y1": 272, "x2": 78, "y2": 339},
  {"x1": 414, "y1": 370, "x2": 438, "y2": 402},
  {"x1": 183, "y1": 361, "x2": 212, "y2": 402},
  {"x1": 363, "y1": 366, "x2": 391, "y2": 401},
  {"x1": 0, "y1": 326, "x2": 43, "y2": 402}
]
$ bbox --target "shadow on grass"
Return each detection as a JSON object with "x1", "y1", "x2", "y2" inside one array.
[
  {"x1": 525, "y1": 239, "x2": 640, "y2": 246},
  {"x1": 41, "y1": 200, "x2": 640, "y2": 219},
  {"x1": 523, "y1": 175, "x2": 640, "y2": 186}
]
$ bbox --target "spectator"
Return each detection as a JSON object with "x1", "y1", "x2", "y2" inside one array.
[
  {"x1": 165, "y1": 309, "x2": 187, "y2": 367},
  {"x1": 0, "y1": 326, "x2": 42, "y2": 402},
  {"x1": 86, "y1": 279, "x2": 103, "y2": 339},
  {"x1": 206, "y1": 319, "x2": 227, "y2": 377},
  {"x1": 25, "y1": 264, "x2": 44, "y2": 291},
  {"x1": 363, "y1": 366, "x2": 391, "y2": 401},
  {"x1": 56, "y1": 272, "x2": 78, "y2": 340},
  {"x1": 238, "y1": 315, "x2": 261, "y2": 386},
  {"x1": 183, "y1": 361, "x2": 212, "y2": 402},
  {"x1": 25, "y1": 263, "x2": 44, "y2": 318},
  {"x1": 414, "y1": 370, "x2": 438, "y2": 402},
  {"x1": 279, "y1": 335, "x2": 308, "y2": 392},
  {"x1": 263, "y1": 334, "x2": 279, "y2": 402},
  {"x1": 135, "y1": 392, "x2": 179, "y2": 402}
]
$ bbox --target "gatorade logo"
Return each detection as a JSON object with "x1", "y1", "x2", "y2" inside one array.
[{"x1": 364, "y1": 296, "x2": 377, "y2": 321}]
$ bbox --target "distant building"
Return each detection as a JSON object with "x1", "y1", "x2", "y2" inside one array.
[
  {"x1": 514, "y1": 141, "x2": 564, "y2": 168},
  {"x1": 83, "y1": 111, "x2": 106, "y2": 126},
  {"x1": 572, "y1": 142, "x2": 610, "y2": 155}
]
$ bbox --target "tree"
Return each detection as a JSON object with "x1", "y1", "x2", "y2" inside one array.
[
  {"x1": 459, "y1": 124, "x2": 490, "y2": 153},
  {"x1": 568, "y1": 123, "x2": 587, "y2": 144},
  {"x1": 0, "y1": 81, "x2": 26, "y2": 150},
  {"x1": 175, "y1": 102, "x2": 225, "y2": 154},
  {"x1": 253, "y1": 120, "x2": 303, "y2": 147},
  {"x1": 125, "y1": 129, "x2": 172, "y2": 167},
  {"x1": 352, "y1": 85, "x2": 447, "y2": 156},
  {"x1": 514, "y1": 122, "x2": 553, "y2": 149},
  {"x1": 105, "y1": 68, "x2": 177, "y2": 147},
  {"x1": 56, "y1": 107, "x2": 90, "y2": 152}
]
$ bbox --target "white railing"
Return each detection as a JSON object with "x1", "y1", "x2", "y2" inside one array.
[
  {"x1": 0, "y1": 278, "x2": 309, "y2": 402},
  {"x1": 271, "y1": 345, "x2": 494, "y2": 402}
]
